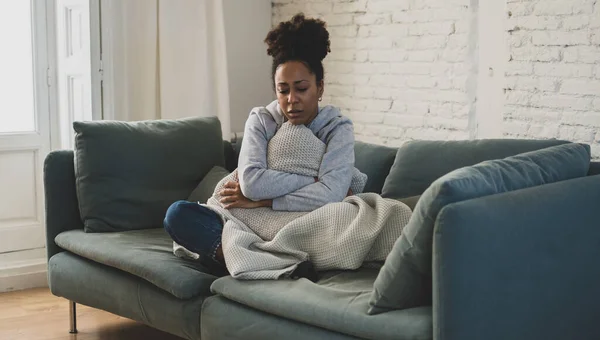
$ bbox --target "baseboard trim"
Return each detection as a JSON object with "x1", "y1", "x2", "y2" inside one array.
[{"x1": 0, "y1": 260, "x2": 48, "y2": 293}]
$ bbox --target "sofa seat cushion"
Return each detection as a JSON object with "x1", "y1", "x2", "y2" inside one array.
[
  {"x1": 49, "y1": 252, "x2": 205, "y2": 340},
  {"x1": 211, "y1": 268, "x2": 432, "y2": 340},
  {"x1": 55, "y1": 228, "x2": 222, "y2": 300}
]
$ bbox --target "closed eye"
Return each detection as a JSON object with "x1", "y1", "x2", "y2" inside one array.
[{"x1": 277, "y1": 88, "x2": 308, "y2": 94}]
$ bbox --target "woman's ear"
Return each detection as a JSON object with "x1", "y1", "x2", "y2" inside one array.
[{"x1": 318, "y1": 80, "x2": 325, "y2": 98}]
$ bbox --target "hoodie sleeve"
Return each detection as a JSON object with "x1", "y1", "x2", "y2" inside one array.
[
  {"x1": 238, "y1": 113, "x2": 314, "y2": 201},
  {"x1": 272, "y1": 119, "x2": 355, "y2": 212}
]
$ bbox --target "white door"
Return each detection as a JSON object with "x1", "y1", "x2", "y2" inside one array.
[
  {"x1": 55, "y1": 0, "x2": 93, "y2": 149},
  {"x1": 0, "y1": 0, "x2": 54, "y2": 292}
]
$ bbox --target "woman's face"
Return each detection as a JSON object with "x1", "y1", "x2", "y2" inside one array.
[{"x1": 274, "y1": 61, "x2": 324, "y2": 126}]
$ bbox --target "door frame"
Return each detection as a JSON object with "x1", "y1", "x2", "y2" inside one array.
[
  {"x1": 46, "y1": 0, "x2": 102, "y2": 150},
  {"x1": 89, "y1": 0, "x2": 103, "y2": 121},
  {"x1": 0, "y1": 0, "x2": 57, "y2": 292},
  {"x1": 45, "y1": 0, "x2": 61, "y2": 150}
]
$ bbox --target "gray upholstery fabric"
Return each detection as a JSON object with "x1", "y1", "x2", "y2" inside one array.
[
  {"x1": 73, "y1": 117, "x2": 224, "y2": 232},
  {"x1": 187, "y1": 166, "x2": 231, "y2": 204},
  {"x1": 397, "y1": 195, "x2": 421, "y2": 211},
  {"x1": 55, "y1": 228, "x2": 221, "y2": 300},
  {"x1": 370, "y1": 143, "x2": 591, "y2": 314},
  {"x1": 211, "y1": 269, "x2": 432, "y2": 340},
  {"x1": 381, "y1": 138, "x2": 571, "y2": 199},
  {"x1": 353, "y1": 141, "x2": 398, "y2": 194},
  {"x1": 48, "y1": 252, "x2": 205, "y2": 340},
  {"x1": 433, "y1": 174, "x2": 600, "y2": 340},
  {"x1": 224, "y1": 140, "x2": 239, "y2": 172},
  {"x1": 589, "y1": 161, "x2": 600, "y2": 176},
  {"x1": 202, "y1": 296, "x2": 362, "y2": 340},
  {"x1": 44, "y1": 150, "x2": 84, "y2": 261}
]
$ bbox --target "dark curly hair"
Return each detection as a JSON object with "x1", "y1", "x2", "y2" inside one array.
[{"x1": 265, "y1": 13, "x2": 331, "y2": 89}]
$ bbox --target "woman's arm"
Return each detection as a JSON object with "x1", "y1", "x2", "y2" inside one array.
[
  {"x1": 219, "y1": 181, "x2": 272, "y2": 209},
  {"x1": 272, "y1": 120, "x2": 355, "y2": 212},
  {"x1": 238, "y1": 112, "x2": 314, "y2": 201}
]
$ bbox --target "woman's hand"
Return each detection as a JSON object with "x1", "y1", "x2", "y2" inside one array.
[{"x1": 219, "y1": 181, "x2": 272, "y2": 209}]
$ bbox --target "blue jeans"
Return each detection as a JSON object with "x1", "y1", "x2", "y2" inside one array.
[{"x1": 164, "y1": 200, "x2": 224, "y2": 264}]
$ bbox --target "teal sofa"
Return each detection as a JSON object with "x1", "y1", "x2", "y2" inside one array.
[{"x1": 44, "y1": 119, "x2": 600, "y2": 340}]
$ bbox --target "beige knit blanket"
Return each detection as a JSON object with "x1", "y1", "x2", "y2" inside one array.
[{"x1": 182, "y1": 123, "x2": 412, "y2": 279}]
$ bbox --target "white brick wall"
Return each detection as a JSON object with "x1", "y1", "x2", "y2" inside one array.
[
  {"x1": 505, "y1": 0, "x2": 600, "y2": 159},
  {"x1": 272, "y1": 0, "x2": 600, "y2": 159},
  {"x1": 272, "y1": 0, "x2": 471, "y2": 145}
]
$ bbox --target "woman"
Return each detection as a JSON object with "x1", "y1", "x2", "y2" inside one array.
[{"x1": 164, "y1": 13, "x2": 356, "y2": 268}]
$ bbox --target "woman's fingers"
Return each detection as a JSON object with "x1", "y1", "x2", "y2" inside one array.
[
  {"x1": 223, "y1": 181, "x2": 238, "y2": 189},
  {"x1": 220, "y1": 188, "x2": 237, "y2": 196},
  {"x1": 219, "y1": 181, "x2": 248, "y2": 209},
  {"x1": 219, "y1": 195, "x2": 237, "y2": 203}
]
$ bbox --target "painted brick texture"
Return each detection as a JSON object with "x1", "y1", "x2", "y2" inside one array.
[
  {"x1": 505, "y1": 0, "x2": 600, "y2": 159},
  {"x1": 272, "y1": 0, "x2": 471, "y2": 147},
  {"x1": 272, "y1": 0, "x2": 600, "y2": 158}
]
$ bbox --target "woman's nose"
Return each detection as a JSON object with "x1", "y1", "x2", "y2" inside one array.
[{"x1": 288, "y1": 90, "x2": 299, "y2": 104}]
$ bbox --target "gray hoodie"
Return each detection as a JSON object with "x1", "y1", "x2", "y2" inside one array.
[{"x1": 238, "y1": 100, "x2": 355, "y2": 212}]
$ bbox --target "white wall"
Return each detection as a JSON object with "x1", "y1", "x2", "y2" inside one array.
[
  {"x1": 223, "y1": 0, "x2": 274, "y2": 134},
  {"x1": 273, "y1": 0, "x2": 472, "y2": 147},
  {"x1": 272, "y1": 0, "x2": 600, "y2": 159},
  {"x1": 504, "y1": 0, "x2": 600, "y2": 158}
]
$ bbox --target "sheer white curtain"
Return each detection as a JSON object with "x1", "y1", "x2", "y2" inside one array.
[{"x1": 102, "y1": 0, "x2": 231, "y2": 137}]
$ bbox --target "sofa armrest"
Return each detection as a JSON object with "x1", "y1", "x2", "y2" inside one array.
[
  {"x1": 432, "y1": 175, "x2": 600, "y2": 340},
  {"x1": 44, "y1": 150, "x2": 84, "y2": 261}
]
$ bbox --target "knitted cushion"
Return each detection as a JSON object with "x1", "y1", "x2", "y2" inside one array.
[{"x1": 268, "y1": 122, "x2": 367, "y2": 193}]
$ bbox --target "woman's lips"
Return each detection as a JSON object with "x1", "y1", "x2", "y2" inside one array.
[{"x1": 288, "y1": 111, "x2": 302, "y2": 118}]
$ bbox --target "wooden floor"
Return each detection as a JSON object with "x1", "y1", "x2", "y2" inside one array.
[{"x1": 0, "y1": 288, "x2": 183, "y2": 340}]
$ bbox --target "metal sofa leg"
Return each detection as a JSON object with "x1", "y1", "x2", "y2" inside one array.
[{"x1": 69, "y1": 301, "x2": 78, "y2": 334}]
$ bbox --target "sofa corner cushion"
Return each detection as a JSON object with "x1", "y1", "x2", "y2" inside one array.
[
  {"x1": 381, "y1": 138, "x2": 571, "y2": 199},
  {"x1": 74, "y1": 117, "x2": 224, "y2": 232},
  {"x1": 187, "y1": 166, "x2": 231, "y2": 204},
  {"x1": 368, "y1": 142, "x2": 591, "y2": 314}
]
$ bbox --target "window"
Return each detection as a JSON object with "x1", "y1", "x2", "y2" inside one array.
[{"x1": 0, "y1": 1, "x2": 36, "y2": 133}]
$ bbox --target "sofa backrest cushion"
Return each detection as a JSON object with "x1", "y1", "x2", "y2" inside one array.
[
  {"x1": 352, "y1": 141, "x2": 398, "y2": 194},
  {"x1": 224, "y1": 139, "x2": 242, "y2": 172},
  {"x1": 368, "y1": 142, "x2": 591, "y2": 314},
  {"x1": 381, "y1": 139, "x2": 571, "y2": 199},
  {"x1": 74, "y1": 117, "x2": 224, "y2": 232}
]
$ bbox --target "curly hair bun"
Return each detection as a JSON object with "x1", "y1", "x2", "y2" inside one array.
[{"x1": 265, "y1": 13, "x2": 331, "y2": 63}]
